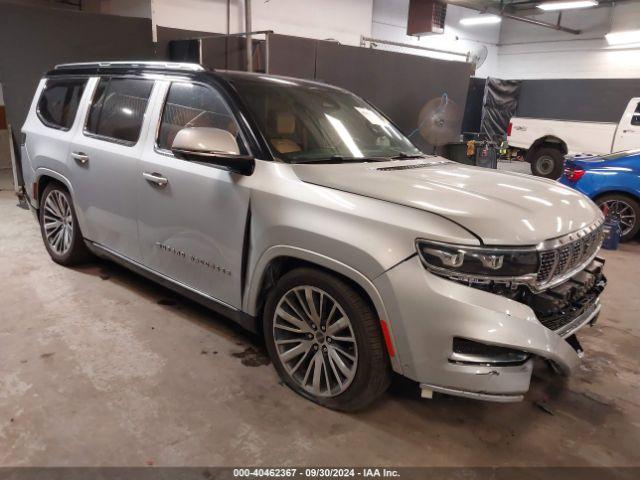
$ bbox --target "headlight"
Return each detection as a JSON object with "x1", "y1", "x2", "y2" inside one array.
[{"x1": 416, "y1": 239, "x2": 539, "y2": 281}]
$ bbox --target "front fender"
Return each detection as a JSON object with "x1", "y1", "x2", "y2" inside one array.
[
  {"x1": 241, "y1": 162, "x2": 481, "y2": 375},
  {"x1": 243, "y1": 244, "x2": 404, "y2": 374}
]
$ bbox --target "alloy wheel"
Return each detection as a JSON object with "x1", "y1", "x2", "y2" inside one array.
[
  {"x1": 600, "y1": 199, "x2": 637, "y2": 236},
  {"x1": 273, "y1": 286, "x2": 358, "y2": 398},
  {"x1": 43, "y1": 190, "x2": 74, "y2": 256}
]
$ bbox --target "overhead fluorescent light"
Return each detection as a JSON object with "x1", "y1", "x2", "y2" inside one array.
[
  {"x1": 605, "y1": 29, "x2": 640, "y2": 46},
  {"x1": 537, "y1": 1, "x2": 598, "y2": 11},
  {"x1": 459, "y1": 15, "x2": 502, "y2": 26}
]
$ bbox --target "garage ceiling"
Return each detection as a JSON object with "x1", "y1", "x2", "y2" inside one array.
[
  {"x1": 447, "y1": 0, "x2": 617, "y2": 12},
  {"x1": 444, "y1": 0, "x2": 623, "y2": 35}
]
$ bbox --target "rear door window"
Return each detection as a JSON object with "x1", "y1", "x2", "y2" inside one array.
[
  {"x1": 86, "y1": 77, "x2": 154, "y2": 144},
  {"x1": 37, "y1": 78, "x2": 87, "y2": 130}
]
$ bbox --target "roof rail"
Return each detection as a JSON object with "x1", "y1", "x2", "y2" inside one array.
[{"x1": 54, "y1": 61, "x2": 205, "y2": 72}]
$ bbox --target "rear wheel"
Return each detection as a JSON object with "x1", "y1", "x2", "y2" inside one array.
[
  {"x1": 595, "y1": 193, "x2": 640, "y2": 242},
  {"x1": 529, "y1": 147, "x2": 564, "y2": 179},
  {"x1": 39, "y1": 182, "x2": 90, "y2": 265},
  {"x1": 263, "y1": 268, "x2": 391, "y2": 411}
]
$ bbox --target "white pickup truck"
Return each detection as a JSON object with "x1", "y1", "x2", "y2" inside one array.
[{"x1": 507, "y1": 97, "x2": 640, "y2": 178}]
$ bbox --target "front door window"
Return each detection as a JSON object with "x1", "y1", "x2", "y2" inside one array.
[{"x1": 156, "y1": 82, "x2": 247, "y2": 154}]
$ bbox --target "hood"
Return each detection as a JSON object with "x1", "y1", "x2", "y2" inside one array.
[{"x1": 292, "y1": 158, "x2": 603, "y2": 245}]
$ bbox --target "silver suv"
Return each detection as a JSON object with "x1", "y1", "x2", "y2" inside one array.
[{"x1": 19, "y1": 61, "x2": 607, "y2": 410}]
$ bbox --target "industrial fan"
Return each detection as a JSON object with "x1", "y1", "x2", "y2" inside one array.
[
  {"x1": 468, "y1": 45, "x2": 489, "y2": 71},
  {"x1": 415, "y1": 93, "x2": 461, "y2": 151}
]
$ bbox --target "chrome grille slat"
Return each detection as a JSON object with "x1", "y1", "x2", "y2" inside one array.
[
  {"x1": 569, "y1": 241, "x2": 582, "y2": 270},
  {"x1": 537, "y1": 251, "x2": 556, "y2": 283},
  {"x1": 535, "y1": 222, "x2": 605, "y2": 289},
  {"x1": 556, "y1": 245, "x2": 571, "y2": 275}
]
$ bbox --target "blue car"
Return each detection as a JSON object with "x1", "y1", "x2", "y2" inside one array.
[{"x1": 560, "y1": 149, "x2": 640, "y2": 242}]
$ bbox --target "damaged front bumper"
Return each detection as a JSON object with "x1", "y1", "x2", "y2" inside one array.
[{"x1": 375, "y1": 256, "x2": 606, "y2": 402}]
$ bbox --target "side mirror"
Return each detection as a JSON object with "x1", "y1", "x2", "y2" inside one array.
[{"x1": 171, "y1": 127, "x2": 255, "y2": 175}]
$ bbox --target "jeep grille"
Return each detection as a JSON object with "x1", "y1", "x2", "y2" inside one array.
[{"x1": 536, "y1": 222, "x2": 605, "y2": 288}]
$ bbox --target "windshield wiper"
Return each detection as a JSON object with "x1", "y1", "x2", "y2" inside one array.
[
  {"x1": 390, "y1": 152, "x2": 425, "y2": 160},
  {"x1": 291, "y1": 155, "x2": 389, "y2": 164}
]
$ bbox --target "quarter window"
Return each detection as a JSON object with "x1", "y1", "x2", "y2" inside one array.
[
  {"x1": 86, "y1": 77, "x2": 154, "y2": 144},
  {"x1": 631, "y1": 102, "x2": 640, "y2": 126},
  {"x1": 157, "y1": 82, "x2": 246, "y2": 153},
  {"x1": 37, "y1": 78, "x2": 87, "y2": 130}
]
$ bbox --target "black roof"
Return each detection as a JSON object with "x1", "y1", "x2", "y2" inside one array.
[
  {"x1": 215, "y1": 69, "x2": 343, "y2": 91},
  {"x1": 48, "y1": 60, "x2": 343, "y2": 92}
]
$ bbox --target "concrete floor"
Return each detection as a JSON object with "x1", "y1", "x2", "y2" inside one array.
[
  {"x1": 1, "y1": 183, "x2": 640, "y2": 467},
  {"x1": 497, "y1": 158, "x2": 532, "y2": 175}
]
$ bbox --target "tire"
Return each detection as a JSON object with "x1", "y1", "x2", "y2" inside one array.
[
  {"x1": 595, "y1": 193, "x2": 640, "y2": 242},
  {"x1": 39, "y1": 182, "x2": 91, "y2": 266},
  {"x1": 263, "y1": 268, "x2": 391, "y2": 411},
  {"x1": 529, "y1": 147, "x2": 565, "y2": 179}
]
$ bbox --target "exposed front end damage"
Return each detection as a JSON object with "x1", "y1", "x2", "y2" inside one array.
[
  {"x1": 474, "y1": 257, "x2": 606, "y2": 350},
  {"x1": 375, "y1": 250, "x2": 607, "y2": 403}
]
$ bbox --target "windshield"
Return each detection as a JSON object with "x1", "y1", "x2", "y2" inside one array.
[{"x1": 231, "y1": 76, "x2": 423, "y2": 163}]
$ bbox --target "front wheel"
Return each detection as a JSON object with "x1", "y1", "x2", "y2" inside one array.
[
  {"x1": 529, "y1": 147, "x2": 564, "y2": 179},
  {"x1": 596, "y1": 193, "x2": 640, "y2": 242},
  {"x1": 263, "y1": 268, "x2": 391, "y2": 411}
]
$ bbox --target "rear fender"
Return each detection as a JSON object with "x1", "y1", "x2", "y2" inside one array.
[{"x1": 32, "y1": 168, "x2": 90, "y2": 236}]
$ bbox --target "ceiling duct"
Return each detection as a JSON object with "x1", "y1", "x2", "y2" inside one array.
[{"x1": 407, "y1": 0, "x2": 448, "y2": 36}]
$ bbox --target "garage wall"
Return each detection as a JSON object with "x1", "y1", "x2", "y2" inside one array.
[
  {"x1": 314, "y1": 42, "x2": 472, "y2": 152},
  {"x1": 0, "y1": 0, "x2": 80, "y2": 10},
  {"x1": 89, "y1": 0, "x2": 640, "y2": 82},
  {"x1": 0, "y1": 1, "x2": 154, "y2": 133},
  {"x1": 265, "y1": 34, "x2": 472, "y2": 152},
  {"x1": 151, "y1": 0, "x2": 374, "y2": 46},
  {"x1": 1, "y1": 0, "x2": 152, "y2": 17},
  {"x1": 85, "y1": 0, "x2": 152, "y2": 19},
  {"x1": 370, "y1": 0, "x2": 500, "y2": 78},
  {"x1": 516, "y1": 78, "x2": 640, "y2": 123},
  {"x1": 156, "y1": 26, "x2": 220, "y2": 60},
  {"x1": 497, "y1": 2, "x2": 640, "y2": 79},
  {"x1": 267, "y1": 35, "x2": 318, "y2": 79}
]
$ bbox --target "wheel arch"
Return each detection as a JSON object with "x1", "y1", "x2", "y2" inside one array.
[
  {"x1": 592, "y1": 190, "x2": 640, "y2": 240},
  {"x1": 527, "y1": 136, "x2": 568, "y2": 158},
  {"x1": 244, "y1": 246, "x2": 403, "y2": 373},
  {"x1": 33, "y1": 169, "x2": 90, "y2": 238},
  {"x1": 34, "y1": 169, "x2": 74, "y2": 209},
  {"x1": 592, "y1": 189, "x2": 640, "y2": 203}
]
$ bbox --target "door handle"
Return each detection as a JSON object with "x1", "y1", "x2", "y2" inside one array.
[
  {"x1": 143, "y1": 171, "x2": 169, "y2": 188},
  {"x1": 622, "y1": 129, "x2": 635, "y2": 133},
  {"x1": 71, "y1": 151, "x2": 89, "y2": 165}
]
